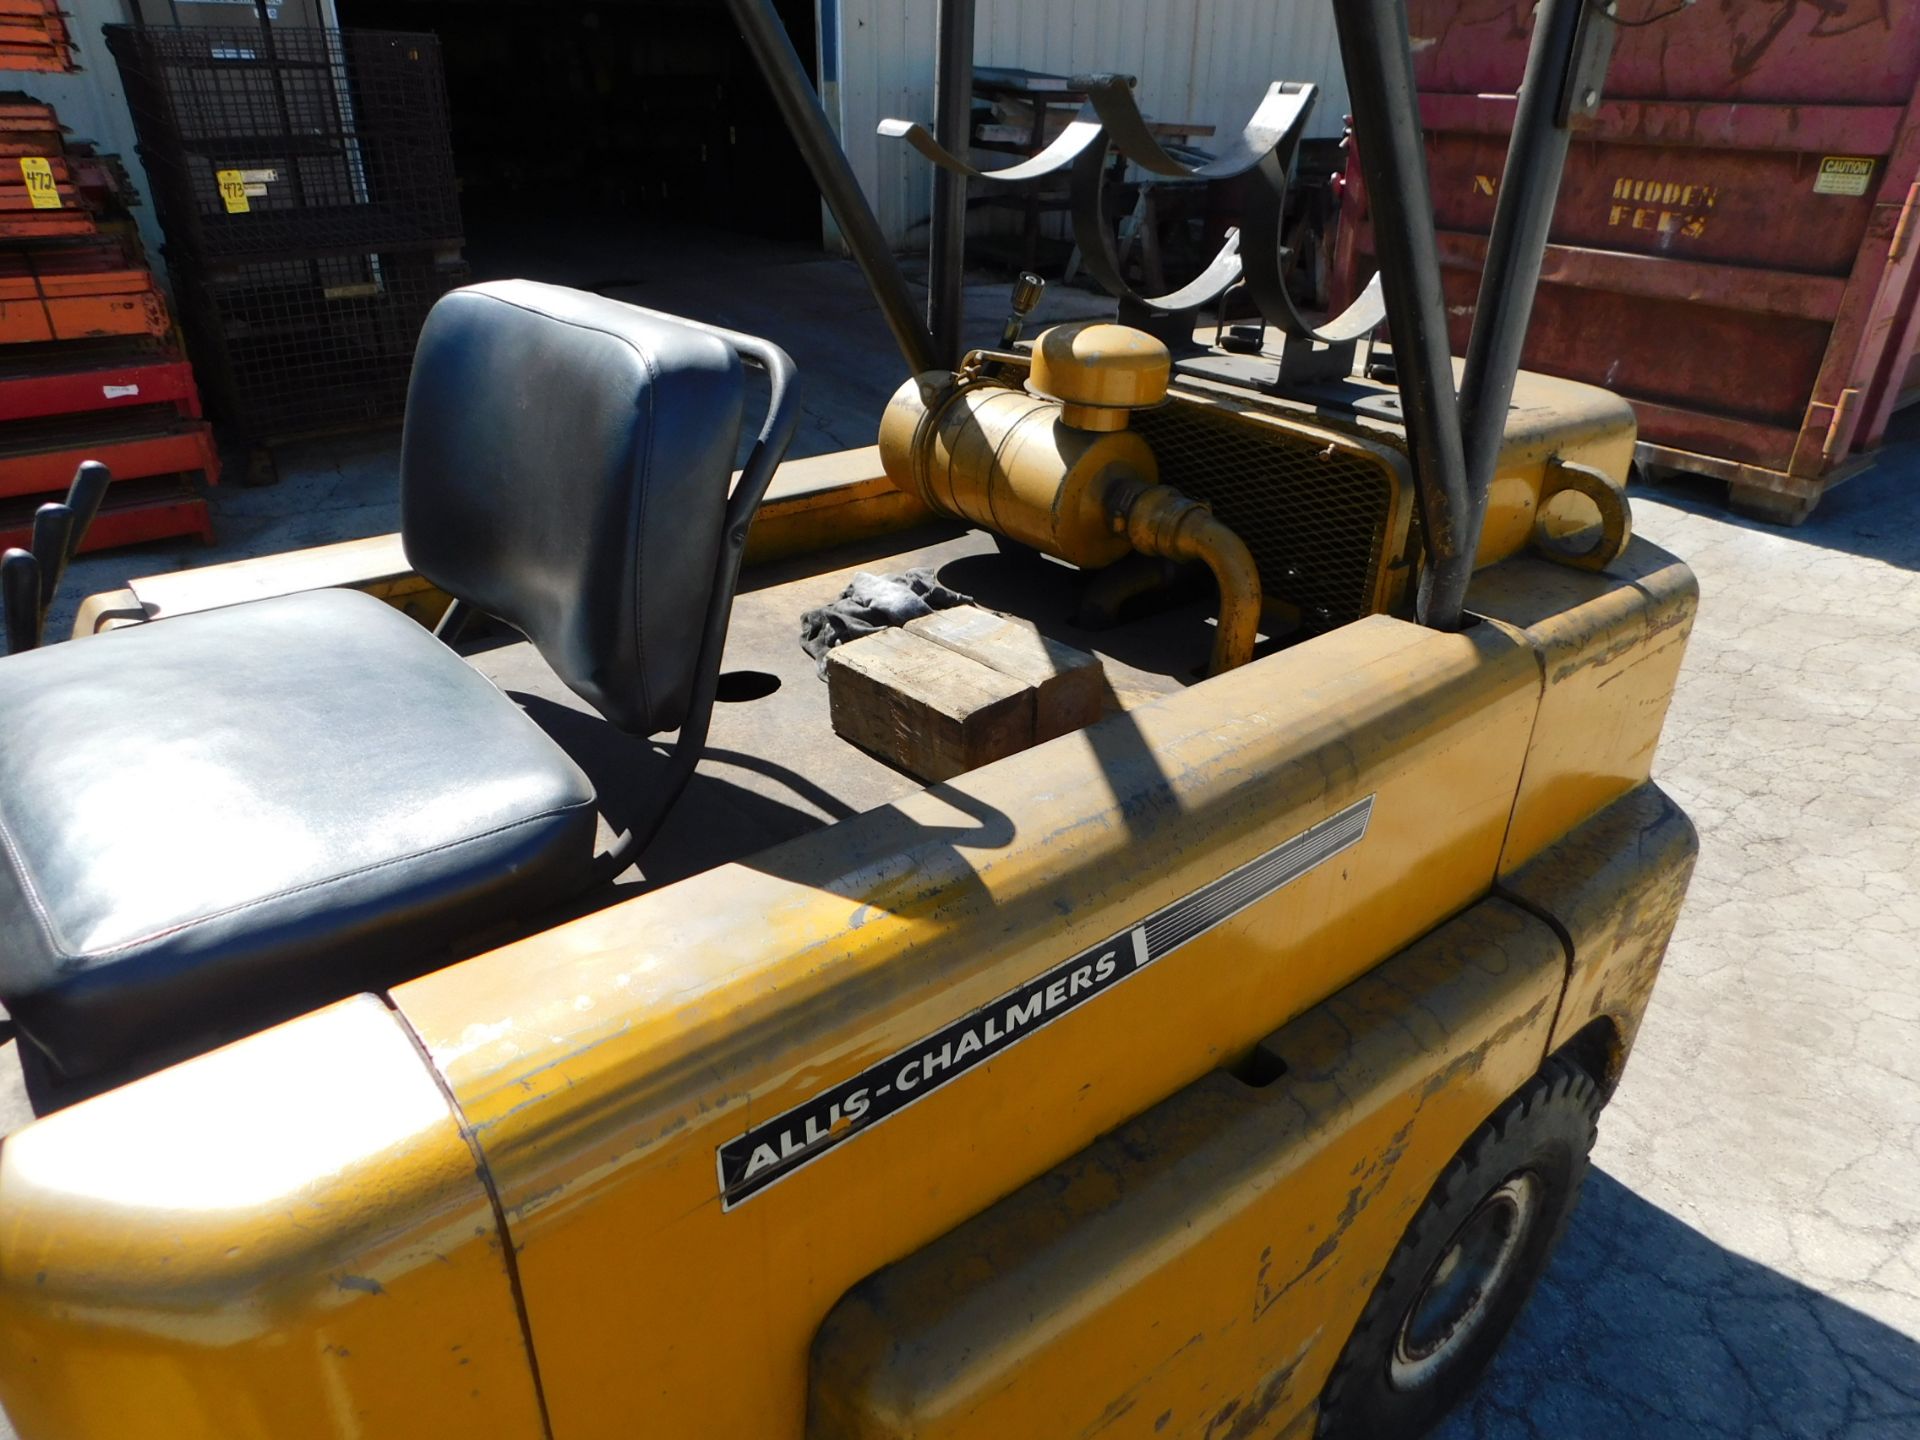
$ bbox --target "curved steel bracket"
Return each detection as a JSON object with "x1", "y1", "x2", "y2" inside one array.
[
  {"x1": 1065, "y1": 143, "x2": 1246, "y2": 316},
  {"x1": 1077, "y1": 76, "x2": 1315, "y2": 181},
  {"x1": 877, "y1": 108, "x2": 1107, "y2": 186},
  {"x1": 881, "y1": 75, "x2": 1387, "y2": 349},
  {"x1": 1239, "y1": 148, "x2": 1388, "y2": 345}
]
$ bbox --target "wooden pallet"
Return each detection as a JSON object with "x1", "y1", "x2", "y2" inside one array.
[{"x1": 1635, "y1": 439, "x2": 1875, "y2": 528}]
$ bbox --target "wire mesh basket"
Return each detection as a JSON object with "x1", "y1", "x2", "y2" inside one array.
[
  {"x1": 105, "y1": 25, "x2": 461, "y2": 262},
  {"x1": 173, "y1": 250, "x2": 467, "y2": 438}
]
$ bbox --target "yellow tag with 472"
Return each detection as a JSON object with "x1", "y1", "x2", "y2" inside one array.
[{"x1": 19, "y1": 156, "x2": 59, "y2": 210}]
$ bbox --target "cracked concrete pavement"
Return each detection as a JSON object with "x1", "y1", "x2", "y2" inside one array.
[
  {"x1": 1435, "y1": 452, "x2": 1920, "y2": 1440},
  {"x1": 14, "y1": 233, "x2": 1920, "y2": 1437}
]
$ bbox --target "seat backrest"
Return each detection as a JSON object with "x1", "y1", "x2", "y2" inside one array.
[{"x1": 400, "y1": 280, "x2": 745, "y2": 735}]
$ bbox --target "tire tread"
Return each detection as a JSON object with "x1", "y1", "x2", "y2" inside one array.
[{"x1": 1316, "y1": 1057, "x2": 1601, "y2": 1439}]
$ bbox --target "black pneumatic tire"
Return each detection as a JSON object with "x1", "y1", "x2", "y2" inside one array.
[{"x1": 1317, "y1": 1057, "x2": 1602, "y2": 1440}]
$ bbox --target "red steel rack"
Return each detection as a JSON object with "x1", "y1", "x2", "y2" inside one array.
[
  {"x1": 0, "y1": 83, "x2": 216, "y2": 553},
  {"x1": 0, "y1": 340, "x2": 199, "y2": 422}
]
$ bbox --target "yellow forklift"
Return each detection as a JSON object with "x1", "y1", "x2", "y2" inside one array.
[{"x1": 0, "y1": 0, "x2": 1697, "y2": 1436}]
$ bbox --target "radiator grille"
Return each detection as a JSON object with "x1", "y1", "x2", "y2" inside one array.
[{"x1": 1133, "y1": 396, "x2": 1405, "y2": 631}]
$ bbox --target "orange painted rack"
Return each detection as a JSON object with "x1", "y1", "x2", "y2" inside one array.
[
  {"x1": 0, "y1": 244, "x2": 168, "y2": 343},
  {"x1": 0, "y1": 407, "x2": 219, "y2": 498},
  {"x1": 0, "y1": 91, "x2": 213, "y2": 557},
  {"x1": 1, "y1": 151, "x2": 92, "y2": 236},
  {"x1": 0, "y1": 0, "x2": 76, "y2": 73},
  {"x1": 0, "y1": 91, "x2": 60, "y2": 153},
  {"x1": 0, "y1": 475, "x2": 212, "y2": 554}
]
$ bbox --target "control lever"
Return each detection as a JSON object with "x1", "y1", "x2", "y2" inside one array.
[
  {"x1": 0, "y1": 461, "x2": 113, "y2": 657},
  {"x1": 2, "y1": 548, "x2": 42, "y2": 656},
  {"x1": 1000, "y1": 272, "x2": 1045, "y2": 349},
  {"x1": 30, "y1": 503, "x2": 75, "y2": 612},
  {"x1": 64, "y1": 461, "x2": 110, "y2": 559}
]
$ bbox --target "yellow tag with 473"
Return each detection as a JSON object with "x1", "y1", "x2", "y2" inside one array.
[{"x1": 216, "y1": 168, "x2": 250, "y2": 214}]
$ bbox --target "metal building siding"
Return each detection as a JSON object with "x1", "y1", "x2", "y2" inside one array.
[
  {"x1": 833, "y1": 0, "x2": 1352, "y2": 248},
  {"x1": 835, "y1": 0, "x2": 932, "y2": 252}
]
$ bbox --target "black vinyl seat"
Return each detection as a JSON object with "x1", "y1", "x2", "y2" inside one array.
[
  {"x1": 0, "y1": 589, "x2": 598, "y2": 1076},
  {"x1": 0, "y1": 281, "x2": 797, "y2": 1078}
]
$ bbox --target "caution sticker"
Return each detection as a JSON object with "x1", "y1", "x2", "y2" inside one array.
[
  {"x1": 19, "y1": 156, "x2": 59, "y2": 210},
  {"x1": 216, "y1": 168, "x2": 251, "y2": 214},
  {"x1": 1814, "y1": 156, "x2": 1875, "y2": 197},
  {"x1": 715, "y1": 794, "x2": 1376, "y2": 1209}
]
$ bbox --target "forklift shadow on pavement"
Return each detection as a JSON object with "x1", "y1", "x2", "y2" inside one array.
[{"x1": 1439, "y1": 1170, "x2": 1920, "y2": 1437}]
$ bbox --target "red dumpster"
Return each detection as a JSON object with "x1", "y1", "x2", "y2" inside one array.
[{"x1": 1331, "y1": 0, "x2": 1920, "y2": 524}]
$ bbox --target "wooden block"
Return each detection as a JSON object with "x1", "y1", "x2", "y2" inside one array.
[
  {"x1": 827, "y1": 627, "x2": 1034, "y2": 783},
  {"x1": 906, "y1": 605, "x2": 1105, "y2": 742}
]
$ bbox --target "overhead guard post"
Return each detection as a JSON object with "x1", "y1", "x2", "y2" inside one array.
[
  {"x1": 928, "y1": 0, "x2": 975, "y2": 365},
  {"x1": 726, "y1": 0, "x2": 938, "y2": 376},
  {"x1": 1331, "y1": 0, "x2": 1475, "y2": 631},
  {"x1": 1457, "y1": 0, "x2": 1611, "y2": 567}
]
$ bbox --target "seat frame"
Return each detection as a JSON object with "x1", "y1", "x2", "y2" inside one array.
[{"x1": 433, "y1": 307, "x2": 799, "y2": 882}]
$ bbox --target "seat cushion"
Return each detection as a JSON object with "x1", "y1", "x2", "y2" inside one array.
[{"x1": 0, "y1": 588, "x2": 597, "y2": 1077}]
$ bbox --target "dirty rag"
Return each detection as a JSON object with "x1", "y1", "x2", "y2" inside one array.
[{"x1": 799, "y1": 568, "x2": 972, "y2": 676}]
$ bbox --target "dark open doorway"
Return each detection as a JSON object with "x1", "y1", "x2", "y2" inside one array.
[{"x1": 332, "y1": 0, "x2": 823, "y2": 278}]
